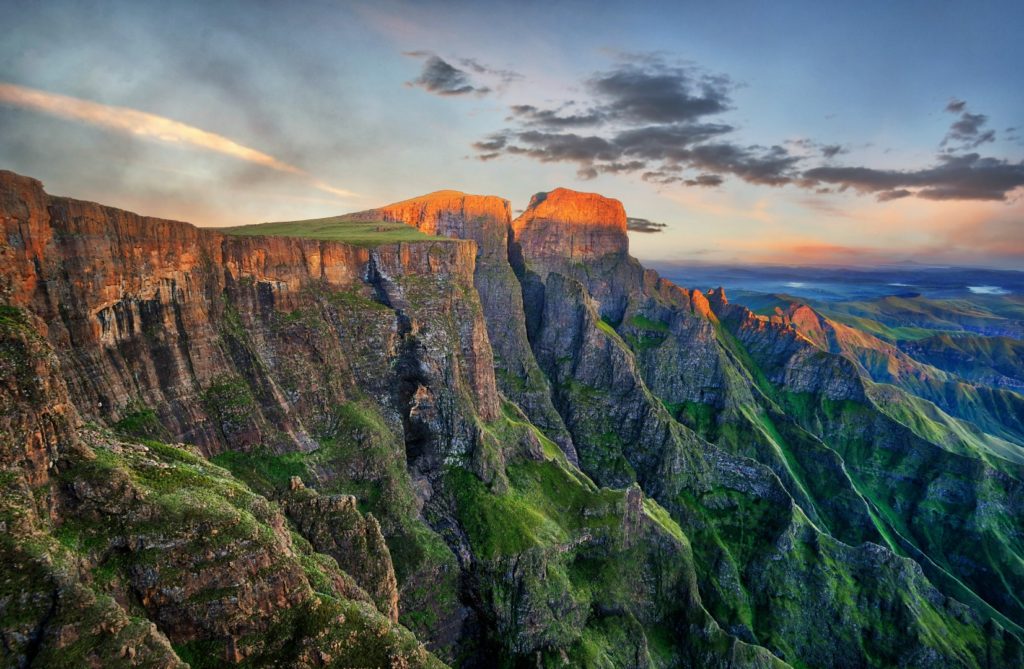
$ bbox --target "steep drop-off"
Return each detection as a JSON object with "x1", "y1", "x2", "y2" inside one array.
[{"x1": 2, "y1": 171, "x2": 1023, "y2": 668}]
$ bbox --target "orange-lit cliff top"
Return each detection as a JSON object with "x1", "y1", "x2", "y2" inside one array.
[
  {"x1": 358, "y1": 189, "x2": 512, "y2": 236},
  {"x1": 513, "y1": 188, "x2": 627, "y2": 233}
]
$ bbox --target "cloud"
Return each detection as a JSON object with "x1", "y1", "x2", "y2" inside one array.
[
  {"x1": 406, "y1": 54, "x2": 489, "y2": 96},
  {"x1": 499, "y1": 56, "x2": 735, "y2": 132},
  {"x1": 508, "y1": 104, "x2": 604, "y2": 128},
  {"x1": 684, "y1": 143, "x2": 798, "y2": 186},
  {"x1": 473, "y1": 59, "x2": 1020, "y2": 204},
  {"x1": 802, "y1": 152, "x2": 1024, "y2": 201},
  {"x1": 642, "y1": 169, "x2": 682, "y2": 184},
  {"x1": 458, "y1": 57, "x2": 521, "y2": 87},
  {"x1": 945, "y1": 98, "x2": 967, "y2": 114},
  {"x1": 942, "y1": 99, "x2": 996, "y2": 149},
  {"x1": 799, "y1": 101, "x2": 1021, "y2": 201},
  {"x1": 786, "y1": 138, "x2": 847, "y2": 159},
  {"x1": 0, "y1": 81, "x2": 357, "y2": 199},
  {"x1": 876, "y1": 189, "x2": 912, "y2": 201},
  {"x1": 684, "y1": 173, "x2": 724, "y2": 187},
  {"x1": 471, "y1": 133, "x2": 508, "y2": 161},
  {"x1": 587, "y1": 62, "x2": 733, "y2": 124},
  {"x1": 626, "y1": 216, "x2": 669, "y2": 233},
  {"x1": 471, "y1": 56, "x2": 797, "y2": 189},
  {"x1": 821, "y1": 144, "x2": 846, "y2": 159},
  {"x1": 597, "y1": 160, "x2": 648, "y2": 174},
  {"x1": 504, "y1": 130, "x2": 620, "y2": 163},
  {"x1": 613, "y1": 122, "x2": 735, "y2": 158},
  {"x1": 405, "y1": 52, "x2": 520, "y2": 97}
]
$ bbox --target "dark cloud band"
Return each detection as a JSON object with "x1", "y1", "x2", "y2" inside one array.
[
  {"x1": 626, "y1": 217, "x2": 669, "y2": 233},
  {"x1": 802, "y1": 153, "x2": 1024, "y2": 201},
  {"x1": 467, "y1": 55, "x2": 1021, "y2": 202}
]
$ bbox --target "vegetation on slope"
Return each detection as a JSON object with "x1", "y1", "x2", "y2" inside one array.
[
  {"x1": 218, "y1": 216, "x2": 444, "y2": 246},
  {"x1": 6, "y1": 170, "x2": 1024, "y2": 668}
]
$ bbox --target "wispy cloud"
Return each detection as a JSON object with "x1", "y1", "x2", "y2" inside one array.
[
  {"x1": 0, "y1": 82, "x2": 357, "y2": 200},
  {"x1": 403, "y1": 52, "x2": 520, "y2": 97},
  {"x1": 942, "y1": 98, "x2": 996, "y2": 150}
]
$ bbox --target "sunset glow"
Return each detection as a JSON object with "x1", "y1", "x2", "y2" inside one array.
[{"x1": 2, "y1": 1, "x2": 1021, "y2": 267}]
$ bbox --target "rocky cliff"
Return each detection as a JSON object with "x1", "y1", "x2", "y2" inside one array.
[
  {"x1": 513, "y1": 188, "x2": 629, "y2": 261},
  {"x1": 350, "y1": 190, "x2": 579, "y2": 462},
  {"x1": 2, "y1": 170, "x2": 1023, "y2": 668}
]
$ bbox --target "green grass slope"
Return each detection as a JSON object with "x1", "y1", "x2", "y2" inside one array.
[{"x1": 218, "y1": 216, "x2": 442, "y2": 246}]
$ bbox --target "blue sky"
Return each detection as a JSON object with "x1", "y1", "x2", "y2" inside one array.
[{"x1": 2, "y1": 0, "x2": 1022, "y2": 267}]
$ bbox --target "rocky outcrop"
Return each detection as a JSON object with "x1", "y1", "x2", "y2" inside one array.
[
  {"x1": 513, "y1": 188, "x2": 629, "y2": 261},
  {"x1": 352, "y1": 190, "x2": 511, "y2": 260},
  {"x1": 700, "y1": 294, "x2": 1024, "y2": 470},
  {"x1": 0, "y1": 301, "x2": 184, "y2": 668},
  {"x1": 354, "y1": 189, "x2": 579, "y2": 462},
  {"x1": 285, "y1": 488, "x2": 400, "y2": 622},
  {"x1": 0, "y1": 307, "x2": 79, "y2": 489},
  {"x1": 0, "y1": 170, "x2": 498, "y2": 457},
  {"x1": 512, "y1": 187, "x2": 644, "y2": 326},
  {"x1": 0, "y1": 303, "x2": 439, "y2": 667},
  {"x1": 0, "y1": 171, "x2": 490, "y2": 664}
]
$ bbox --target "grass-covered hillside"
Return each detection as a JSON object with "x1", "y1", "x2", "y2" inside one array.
[{"x1": 218, "y1": 215, "x2": 443, "y2": 247}]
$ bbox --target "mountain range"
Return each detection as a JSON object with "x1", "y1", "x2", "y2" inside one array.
[{"x1": 2, "y1": 169, "x2": 1023, "y2": 668}]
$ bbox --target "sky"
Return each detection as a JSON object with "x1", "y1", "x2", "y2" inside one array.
[{"x1": 2, "y1": 0, "x2": 1022, "y2": 269}]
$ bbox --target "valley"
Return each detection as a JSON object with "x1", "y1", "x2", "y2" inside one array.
[{"x1": 2, "y1": 170, "x2": 1023, "y2": 668}]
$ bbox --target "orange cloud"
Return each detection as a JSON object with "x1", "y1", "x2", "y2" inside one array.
[{"x1": 0, "y1": 82, "x2": 358, "y2": 200}]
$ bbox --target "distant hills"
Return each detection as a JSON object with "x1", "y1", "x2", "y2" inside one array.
[{"x1": 3, "y1": 170, "x2": 1023, "y2": 668}]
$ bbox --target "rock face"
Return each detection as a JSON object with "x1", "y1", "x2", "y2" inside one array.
[
  {"x1": 513, "y1": 187, "x2": 629, "y2": 261},
  {"x1": 285, "y1": 490, "x2": 400, "y2": 622},
  {"x1": 354, "y1": 190, "x2": 512, "y2": 254},
  {"x1": 507, "y1": 185, "x2": 1024, "y2": 667},
  {"x1": 2, "y1": 172, "x2": 1024, "y2": 668},
  {"x1": 0, "y1": 171, "x2": 497, "y2": 455},
  {"x1": 0, "y1": 171, "x2": 471, "y2": 666},
  {"x1": 0, "y1": 305, "x2": 186, "y2": 668},
  {"x1": 353, "y1": 189, "x2": 579, "y2": 462},
  {"x1": 0, "y1": 307, "x2": 435, "y2": 667}
]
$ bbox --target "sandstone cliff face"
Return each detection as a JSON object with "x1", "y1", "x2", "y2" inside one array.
[
  {"x1": 0, "y1": 171, "x2": 488, "y2": 665},
  {"x1": 718, "y1": 304, "x2": 867, "y2": 401},
  {"x1": 353, "y1": 189, "x2": 579, "y2": 462},
  {"x1": 512, "y1": 188, "x2": 644, "y2": 326},
  {"x1": 353, "y1": 190, "x2": 511, "y2": 258},
  {"x1": 0, "y1": 307, "x2": 79, "y2": 490},
  {"x1": 507, "y1": 185, "x2": 1023, "y2": 668},
  {"x1": 513, "y1": 187, "x2": 629, "y2": 261},
  {"x1": 4, "y1": 172, "x2": 1024, "y2": 668},
  {"x1": 0, "y1": 170, "x2": 499, "y2": 458},
  {"x1": 0, "y1": 304, "x2": 437, "y2": 668},
  {"x1": 0, "y1": 303, "x2": 186, "y2": 668}
]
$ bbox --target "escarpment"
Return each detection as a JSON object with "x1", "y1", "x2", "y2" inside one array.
[
  {"x1": 507, "y1": 185, "x2": 1024, "y2": 665},
  {"x1": 2, "y1": 169, "x2": 1023, "y2": 668},
  {"x1": 350, "y1": 190, "x2": 579, "y2": 462},
  {"x1": 0, "y1": 171, "x2": 497, "y2": 456}
]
